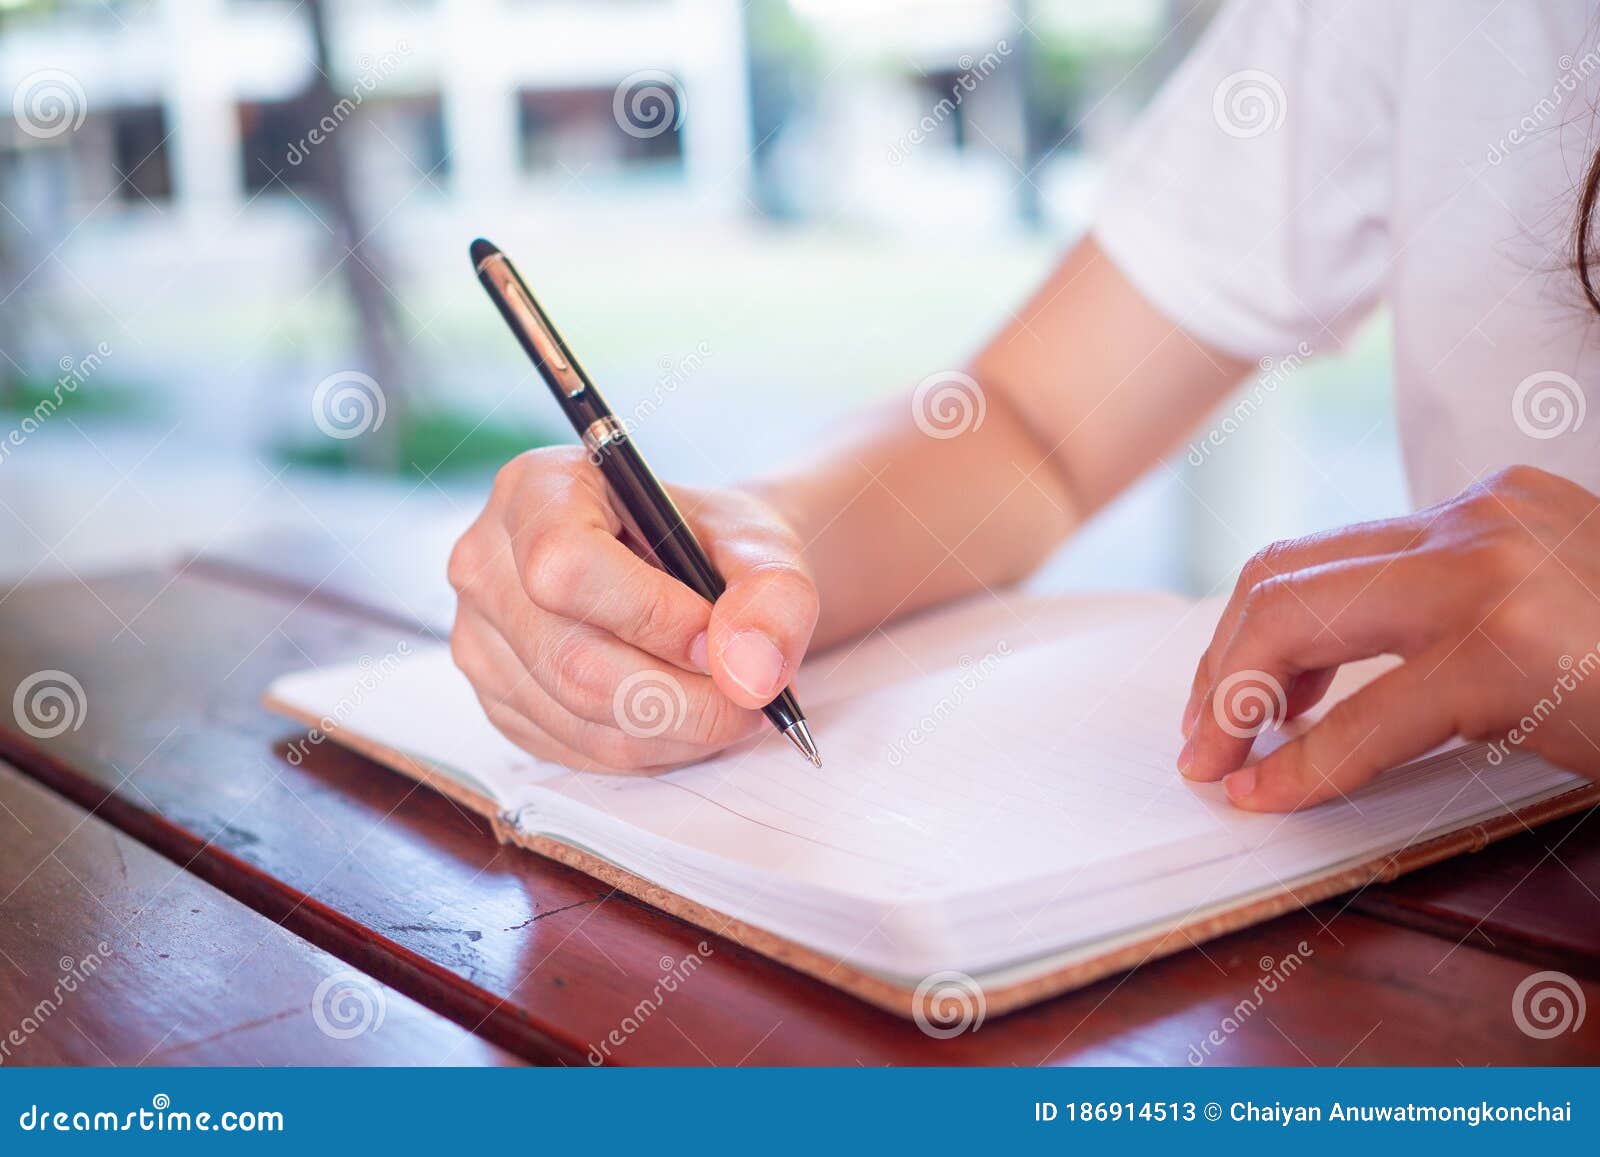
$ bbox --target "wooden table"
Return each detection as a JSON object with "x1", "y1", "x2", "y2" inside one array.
[
  {"x1": 1, "y1": 549, "x2": 1597, "y2": 1065},
  {"x1": 0, "y1": 761, "x2": 514, "y2": 1065}
]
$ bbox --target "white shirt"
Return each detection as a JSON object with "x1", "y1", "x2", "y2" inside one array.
[{"x1": 1093, "y1": 0, "x2": 1600, "y2": 506}]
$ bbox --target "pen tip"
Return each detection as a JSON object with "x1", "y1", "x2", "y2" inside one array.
[
  {"x1": 784, "y1": 720, "x2": 821, "y2": 768},
  {"x1": 469, "y1": 237, "x2": 500, "y2": 268}
]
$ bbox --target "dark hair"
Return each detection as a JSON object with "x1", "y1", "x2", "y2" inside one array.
[{"x1": 1577, "y1": 149, "x2": 1600, "y2": 315}]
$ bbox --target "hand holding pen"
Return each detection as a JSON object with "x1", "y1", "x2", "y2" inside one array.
[{"x1": 446, "y1": 240, "x2": 822, "y2": 772}]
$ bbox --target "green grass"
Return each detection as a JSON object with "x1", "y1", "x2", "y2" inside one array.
[
  {"x1": 0, "y1": 376, "x2": 143, "y2": 418},
  {"x1": 276, "y1": 405, "x2": 563, "y2": 478}
]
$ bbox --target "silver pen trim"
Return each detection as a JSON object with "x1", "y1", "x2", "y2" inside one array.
[{"x1": 783, "y1": 720, "x2": 821, "y2": 768}]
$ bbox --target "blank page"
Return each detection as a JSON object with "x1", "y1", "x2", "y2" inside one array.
[{"x1": 268, "y1": 591, "x2": 1583, "y2": 978}]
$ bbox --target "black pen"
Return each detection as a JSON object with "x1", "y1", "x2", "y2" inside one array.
[{"x1": 469, "y1": 238, "x2": 821, "y2": 768}]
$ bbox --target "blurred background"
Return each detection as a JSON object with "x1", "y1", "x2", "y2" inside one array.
[{"x1": 0, "y1": 0, "x2": 1403, "y2": 630}]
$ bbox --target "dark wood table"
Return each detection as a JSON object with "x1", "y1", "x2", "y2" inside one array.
[
  {"x1": 2, "y1": 544, "x2": 1597, "y2": 1065},
  {"x1": 0, "y1": 761, "x2": 514, "y2": 1065}
]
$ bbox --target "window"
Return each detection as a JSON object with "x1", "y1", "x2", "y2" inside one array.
[
  {"x1": 517, "y1": 86, "x2": 683, "y2": 175},
  {"x1": 237, "y1": 99, "x2": 320, "y2": 195},
  {"x1": 110, "y1": 104, "x2": 172, "y2": 204}
]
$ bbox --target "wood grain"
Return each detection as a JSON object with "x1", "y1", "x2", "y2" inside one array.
[
  {"x1": 0, "y1": 760, "x2": 515, "y2": 1065},
  {"x1": 1345, "y1": 809, "x2": 1600, "y2": 977},
  {"x1": 1, "y1": 568, "x2": 1595, "y2": 1064}
]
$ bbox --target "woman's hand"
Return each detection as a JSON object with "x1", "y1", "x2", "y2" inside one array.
[
  {"x1": 1179, "y1": 465, "x2": 1600, "y2": 811},
  {"x1": 447, "y1": 447, "x2": 819, "y2": 772}
]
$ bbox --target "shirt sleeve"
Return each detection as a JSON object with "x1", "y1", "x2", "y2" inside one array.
[{"x1": 1091, "y1": 0, "x2": 1396, "y2": 360}]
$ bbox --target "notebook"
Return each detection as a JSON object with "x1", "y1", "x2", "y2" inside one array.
[{"x1": 264, "y1": 590, "x2": 1597, "y2": 1019}]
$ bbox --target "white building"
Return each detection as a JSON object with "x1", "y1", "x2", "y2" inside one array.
[{"x1": 0, "y1": 0, "x2": 755, "y2": 237}]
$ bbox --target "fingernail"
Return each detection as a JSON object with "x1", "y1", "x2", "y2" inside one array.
[
  {"x1": 1224, "y1": 767, "x2": 1257, "y2": 802},
  {"x1": 721, "y1": 631, "x2": 785, "y2": 699},
  {"x1": 1181, "y1": 700, "x2": 1199, "y2": 740},
  {"x1": 1176, "y1": 736, "x2": 1196, "y2": 778},
  {"x1": 688, "y1": 631, "x2": 709, "y2": 674}
]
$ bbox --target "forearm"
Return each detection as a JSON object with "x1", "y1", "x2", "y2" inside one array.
[
  {"x1": 750, "y1": 237, "x2": 1251, "y2": 649},
  {"x1": 751, "y1": 388, "x2": 1079, "y2": 648}
]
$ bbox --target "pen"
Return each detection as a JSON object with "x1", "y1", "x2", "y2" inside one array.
[{"x1": 469, "y1": 238, "x2": 821, "y2": 768}]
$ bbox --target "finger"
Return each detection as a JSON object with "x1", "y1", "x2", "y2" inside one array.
[
  {"x1": 452, "y1": 606, "x2": 753, "y2": 769},
  {"x1": 694, "y1": 509, "x2": 820, "y2": 710},
  {"x1": 475, "y1": 694, "x2": 600, "y2": 770},
  {"x1": 519, "y1": 519, "x2": 713, "y2": 671},
  {"x1": 476, "y1": 602, "x2": 761, "y2": 752},
  {"x1": 1284, "y1": 668, "x2": 1338, "y2": 720},
  {"x1": 1182, "y1": 556, "x2": 1421, "y2": 782},
  {"x1": 463, "y1": 519, "x2": 759, "y2": 745},
  {"x1": 1181, "y1": 517, "x2": 1434, "y2": 735},
  {"x1": 1220, "y1": 649, "x2": 1464, "y2": 812},
  {"x1": 474, "y1": 694, "x2": 706, "y2": 776},
  {"x1": 449, "y1": 447, "x2": 618, "y2": 604},
  {"x1": 489, "y1": 580, "x2": 755, "y2": 747}
]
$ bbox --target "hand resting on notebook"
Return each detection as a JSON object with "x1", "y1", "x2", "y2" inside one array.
[
  {"x1": 446, "y1": 445, "x2": 820, "y2": 772},
  {"x1": 1177, "y1": 465, "x2": 1600, "y2": 812}
]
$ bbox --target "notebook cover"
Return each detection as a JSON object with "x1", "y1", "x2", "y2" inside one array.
[{"x1": 263, "y1": 690, "x2": 1600, "y2": 1021}]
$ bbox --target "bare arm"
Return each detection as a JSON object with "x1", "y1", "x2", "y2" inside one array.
[
  {"x1": 757, "y1": 236, "x2": 1253, "y2": 647},
  {"x1": 448, "y1": 236, "x2": 1251, "y2": 771}
]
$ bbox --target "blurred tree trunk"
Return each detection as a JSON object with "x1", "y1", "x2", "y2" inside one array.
[
  {"x1": 1012, "y1": 0, "x2": 1045, "y2": 229},
  {"x1": 297, "y1": 0, "x2": 406, "y2": 471},
  {"x1": 0, "y1": 201, "x2": 20, "y2": 410},
  {"x1": 0, "y1": 8, "x2": 20, "y2": 408}
]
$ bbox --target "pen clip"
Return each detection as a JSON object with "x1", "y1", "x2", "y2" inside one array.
[{"x1": 486, "y1": 258, "x2": 581, "y2": 394}]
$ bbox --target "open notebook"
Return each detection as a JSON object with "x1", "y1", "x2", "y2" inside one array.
[{"x1": 265, "y1": 591, "x2": 1596, "y2": 1019}]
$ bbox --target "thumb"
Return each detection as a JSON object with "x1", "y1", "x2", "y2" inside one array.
[{"x1": 700, "y1": 523, "x2": 819, "y2": 710}]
